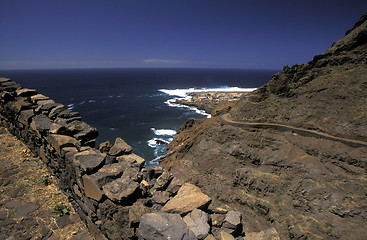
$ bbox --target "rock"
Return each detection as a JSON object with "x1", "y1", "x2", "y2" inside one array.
[
  {"x1": 18, "y1": 109, "x2": 35, "y2": 125},
  {"x1": 211, "y1": 214, "x2": 225, "y2": 227},
  {"x1": 102, "y1": 177, "x2": 139, "y2": 202},
  {"x1": 5, "y1": 199, "x2": 20, "y2": 209},
  {"x1": 223, "y1": 211, "x2": 242, "y2": 230},
  {"x1": 128, "y1": 200, "x2": 151, "y2": 227},
  {"x1": 14, "y1": 202, "x2": 40, "y2": 218},
  {"x1": 151, "y1": 191, "x2": 171, "y2": 205},
  {"x1": 82, "y1": 174, "x2": 104, "y2": 201},
  {"x1": 109, "y1": 137, "x2": 132, "y2": 156},
  {"x1": 117, "y1": 153, "x2": 145, "y2": 169},
  {"x1": 49, "y1": 123, "x2": 69, "y2": 135},
  {"x1": 243, "y1": 227, "x2": 280, "y2": 240},
  {"x1": 65, "y1": 121, "x2": 98, "y2": 144},
  {"x1": 15, "y1": 88, "x2": 37, "y2": 97},
  {"x1": 183, "y1": 209, "x2": 210, "y2": 239},
  {"x1": 204, "y1": 234, "x2": 217, "y2": 240},
  {"x1": 162, "y1": 183, "x2": 211, "y2": 215},
  {"x1": 48, "y1": 134, "x2": 81, "y2": 154},
  {"x1": 138, "y1": 212, "x2": 196, "y2": 240},
  {"x1": 30, "y1": 93, "x2": 49, "y2": 103},
  {"x1": 218, "y1": 231, "x2": 235, "y2": 240},
  {"x1": 75, "y1": 153, "x2": 106, "y2": 173},
  {"x1": 30, "y1": 114, "x2": 53, "y2": 135},
  {"x1": 145, "y1": 166, "x2": 164, "y2": 181},
  {"x1": 121, "y1": 167, "x2": 142, "y2": 182},
  {"x1": 48, "y1": 105, "x2": 67, "y2": 119},
  {"x1": 152, "y1": 170, "x2": 173, "y2": 191},
  {"x1": 57, "y1": 109, "x2": 80, "y2": 119},
  {"x1": 99, "y1": 141, "x2": 112, "y2": 153}
]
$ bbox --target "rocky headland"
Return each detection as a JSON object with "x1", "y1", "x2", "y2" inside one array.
[{"x1": 162, "y1": 13, "x2": 367, "y2": 240}]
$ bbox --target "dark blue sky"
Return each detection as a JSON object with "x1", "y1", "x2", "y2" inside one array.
[{"x1": 0, "y1": 0, "x2": 365, "y2": 70}]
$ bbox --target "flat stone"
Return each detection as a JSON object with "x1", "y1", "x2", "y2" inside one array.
[
  {"x1": 30, "y1": 114, "x2": 53, "y2": 134},
  {"x1": 5, "y1": 199, "x2": 20, "y2": 209},
  {"x1": 138, "y1": 212, "x2": 196, "y2": 240},
  {"x1": 108, "y1": 137, "x2": 132, "y2": 156},
  {"x1": 102, "y1": 177, "x2": 139, "y2": 202},
  {"x1": 117, "y1": 153, "x2": 145, "y2": 169},
  {"x1": 14, "y1": 202, "x2": 40, "y2": 218},
  {"x1": 162, "y1": 183, "x2": 211, "y2": 215},
  {"x1": 48, "y1": 134, "x2": 80, "y2": 154},
  {"x1": 16, "y1": 88, "x2": 37, "y2": 97},
  {"x1": 243, "y1": 227, "x2": 281, "y2": 240},
  {"x1": 183, "y1": 209, "x2": 210, "y2": 239},
  {"x1": 83, "y1": 174, "x2": 104, "y2": 201},
  {"x1": 30, "y1": 93, "x2": 49, "y2": 103},
  {"x1": 75, "y1": 153, "x2": 106, "y2": 173}
]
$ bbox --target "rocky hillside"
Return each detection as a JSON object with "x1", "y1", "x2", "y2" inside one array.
[{"x1": 162, "y1": 14, "x2": 367, "y2": 240}]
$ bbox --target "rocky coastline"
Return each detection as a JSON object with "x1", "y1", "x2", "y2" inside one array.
[{"x1": 174, "y1": 91, "x2": 250, "y2": 116}]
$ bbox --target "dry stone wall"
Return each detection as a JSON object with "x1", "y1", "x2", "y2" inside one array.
[{"x1": 0, "y1": 77, "x2": 260, "y2": 240}]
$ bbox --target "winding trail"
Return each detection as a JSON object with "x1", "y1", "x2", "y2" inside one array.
[{"x1": 220, "y1": 114, "x2": 367, "y2": 148}]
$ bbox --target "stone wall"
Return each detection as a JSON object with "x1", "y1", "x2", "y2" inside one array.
[{"x1": 0, "y1": 77, "x2": 261, "y2": 240}]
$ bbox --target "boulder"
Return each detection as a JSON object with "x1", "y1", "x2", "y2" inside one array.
[
  {"x1": 243, "y1": 228, "x2": 280, "y2": 240},
  {"x1": 138, "y1": 212, "x2": 196, "y2": 240},
  {"x1": 13, "y1": 98, "x2": 32, "y2": 113},
  {"x1": 102, "y1": 177, "x2": 139, "y2": 202},
  {"x1": 48, "y1": 105, "x2": 66, "y2": 119},
  {"x1": 162, "y1": 183, "x2": 211, "y2": 215},
  {"x1": 108, "y1": 137, "x2": 132, "y2": 156},
  {"x1": 48, "y1": 134, "x2": 80, "y2": 154},
  {"x1": 183, "y1": 209, "x2": 210, "y2": 239}
]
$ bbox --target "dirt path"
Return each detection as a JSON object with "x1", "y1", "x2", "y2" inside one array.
[
  {"x1": 0, "y1": 126, "x2": 93, "y2": 240},
  {"x1": 220, "y1": 114, "x2": 367, "y2": 148}
]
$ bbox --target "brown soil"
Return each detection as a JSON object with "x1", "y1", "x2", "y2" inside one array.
[{"x1": 0, "y1": 126, "x2": 93, "y2": 240}]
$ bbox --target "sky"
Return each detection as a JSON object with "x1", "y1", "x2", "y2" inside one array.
[{"x1": 0, "y1": 0, "x2": 366, "y2": 70}]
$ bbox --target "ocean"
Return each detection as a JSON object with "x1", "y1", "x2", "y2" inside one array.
[{"x1": 0, "y1": 68, "x2": 276, "y2": 165}]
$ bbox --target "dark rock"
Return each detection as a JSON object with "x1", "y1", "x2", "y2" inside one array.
[
  {"x1": 30, "y1": 114, "x2": 53, "y2": 135},
  {"x1": 151, "y1": 170, "x2": 173, "y2": 191},
  {"x1": 138, "y1": 212, "x2": 196, "y2": 240},
  {"x1": 108, "y1": 137, "x2": 132, "y2": 156},
  {"x1": 18, "y1": 109, "x2": 35, "y2": 125},
  {"x1": 75, "y1": 153, "x2": 106, "y2": 173},
  {"x1": 145, "y1": 166, "x2": 164, "y2": 181},
  {"x1": 183, "y1": 209, "x2": 210, "y2": 239},
  {"x1": 128, "y1": 200, "x2": 151, "y2": 227},
  {"x1": 48, "y1": 105, "x2": 67, "y2": 119},
  {"x1": 57, "y1": 109, "x2": 80, "y2": 119},
  {"x1": 5, "y1": 199, "x2": 20, "y2": 209},
  {"x1": 14, "y1": 202, "x2": 40, "y2": 218},
  {"x1": 56, "y1": 215, "x2": 72, "y2": 229}
]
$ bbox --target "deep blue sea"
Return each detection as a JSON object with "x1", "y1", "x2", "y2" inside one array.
[{"x1": 0, "y1": 68, "x2": 276, "y2": 165}]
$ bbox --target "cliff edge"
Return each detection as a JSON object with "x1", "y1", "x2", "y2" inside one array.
[{"x1": 162, "y1": 13, "x2": 367, "y2": 239}]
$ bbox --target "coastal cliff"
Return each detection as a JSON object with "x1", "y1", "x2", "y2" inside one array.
[{"x1": 162, "y1": 13, "x2": 367, "y2": 240}]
